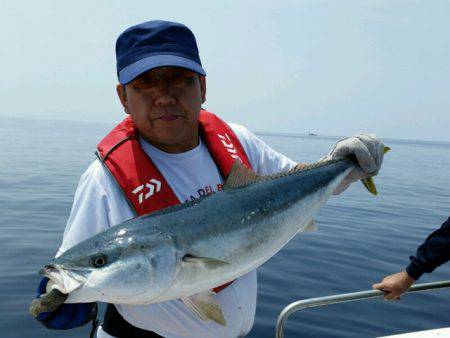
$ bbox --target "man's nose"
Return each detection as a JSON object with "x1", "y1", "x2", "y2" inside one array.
[{"x1": 154, "y1": 89, "x2": 176, "y2": 106}]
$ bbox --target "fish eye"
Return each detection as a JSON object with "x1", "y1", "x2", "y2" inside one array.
[{"x1": 91, "y1": 254, "x2": 107, "y2": 268}]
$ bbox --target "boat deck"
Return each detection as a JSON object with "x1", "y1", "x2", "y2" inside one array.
[{"x1": 379, "y1": 327, "x2": 450, "y2": 337}]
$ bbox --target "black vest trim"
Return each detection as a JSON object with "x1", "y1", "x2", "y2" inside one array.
[{"x1": 102, "y1": 304, "x2": 164, "y2": 338}]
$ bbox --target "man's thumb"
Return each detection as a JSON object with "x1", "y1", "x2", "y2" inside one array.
[{"x1": 372, "y1": 283, "x2": 382, "y2": 290}]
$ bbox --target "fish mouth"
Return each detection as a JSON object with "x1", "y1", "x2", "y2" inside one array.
[{"x1": 39, "y1": 264, "x2": 88, "y2": 294}]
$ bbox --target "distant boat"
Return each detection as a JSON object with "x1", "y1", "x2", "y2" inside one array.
[{"x1": 308, "y1": 130, "x2": 318, "y2": 136}]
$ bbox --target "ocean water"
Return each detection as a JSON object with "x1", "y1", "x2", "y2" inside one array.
[{"x1": 0, "y1": 118, "x2": 449, "y2": 338}]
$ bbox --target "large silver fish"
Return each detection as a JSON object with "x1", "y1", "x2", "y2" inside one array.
[{"x1": 31, "y1": 153, "x2": 387, "y2": 325}]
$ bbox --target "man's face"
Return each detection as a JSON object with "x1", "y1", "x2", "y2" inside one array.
[{"x1": 117, "y1": 66, "x2": 206, "y2": 153}]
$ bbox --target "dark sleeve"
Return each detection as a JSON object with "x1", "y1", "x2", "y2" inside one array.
[{"x1": 406, "y1": 216, "x2": 450, "y2": 280}]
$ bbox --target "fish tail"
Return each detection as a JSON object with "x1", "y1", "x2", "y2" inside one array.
[{"x1": 360, "y1": 146, "x2": 390, "y2": 195}]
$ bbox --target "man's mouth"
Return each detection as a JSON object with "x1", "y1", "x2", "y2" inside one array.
[{"x1": 157, "y1": 114, "x2": 184, "y2": 121}]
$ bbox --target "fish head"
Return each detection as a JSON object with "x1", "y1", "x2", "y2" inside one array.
[{"x1": 40, "y1": 229, "x2": 180, "y2": 305}]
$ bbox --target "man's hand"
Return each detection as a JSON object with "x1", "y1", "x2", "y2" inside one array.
[
  {"x1": 321, "y1": 134, "x2": 385, "y2": 195},
  {"x1": 372, "y1": 271, "x2": 416, "y2": 300},
  {"x1": 33, "y1": 277, "x2": 97, "y2": 330}
]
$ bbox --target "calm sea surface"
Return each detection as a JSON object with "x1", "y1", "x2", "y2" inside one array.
[{"x1": 1, "y1": 118, "x2": 449, "y2": 338}]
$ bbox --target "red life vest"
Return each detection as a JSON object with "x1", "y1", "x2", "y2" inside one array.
[{"x1": 96, "y1": 109, "x2": 252, "y2": 293}]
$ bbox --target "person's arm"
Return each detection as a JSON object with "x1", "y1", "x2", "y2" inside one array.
[
  {"x1": 373, "y1": 216, "x2": 450, "y2": 300},
  {"x1": 230, "y1": 125, "x2": 384, "y2": 194},
  {"x1": 406, "y1": 216, "x2": 450, "y2": 279},
  {"x1": 34, "y1": 160, "x2": 134, "y2": 329}
]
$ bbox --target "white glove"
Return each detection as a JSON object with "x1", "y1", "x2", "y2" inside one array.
[{"x1": 320, "y1": 134, "x2": 385, "y2": 195}]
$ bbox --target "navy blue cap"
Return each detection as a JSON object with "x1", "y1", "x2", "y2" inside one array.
[{"x1": 116, "y1": 20, "x2": 206, "y2": 84}]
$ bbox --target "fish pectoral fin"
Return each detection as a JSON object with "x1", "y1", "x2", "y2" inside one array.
[
  {"x1": 182, "y1": 291, "x2": 227, "y2": 326},
  {"x1": 182, "y1": 254, "x2": 230, "y2": 270},
  {"x1": 304, "y1": 219, "x2": 317, "y2": 232},
  {"x1": 223, "y1": 160, "x2": 263, "y2": 189},
  {"x1": 360, "y1": 177, "x2": 378, "y2": 195}
]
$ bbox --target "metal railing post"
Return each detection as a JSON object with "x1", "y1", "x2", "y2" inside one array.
[{"x1": 275, "y1": 280, "x2": 450, "y2": 338}]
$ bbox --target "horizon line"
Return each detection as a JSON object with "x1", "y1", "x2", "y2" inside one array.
[{"x1": 2, "y1": 115, "x2": 450, "y2": 146}]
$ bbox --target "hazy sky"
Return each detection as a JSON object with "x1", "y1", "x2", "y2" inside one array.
[{"x1": 1, "y1": 1, "x2": 449, "y2": 142}]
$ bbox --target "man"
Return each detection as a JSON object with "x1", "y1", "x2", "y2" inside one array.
[
  {"x1": 34, "y1": 20, "x2": 385, "y2": 338},
  {"x1": 373, "y1": 216, "x2": 450, "y2": 300}
]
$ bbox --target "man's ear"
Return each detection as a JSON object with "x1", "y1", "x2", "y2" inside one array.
[
  {"x1": 116, "y1": 84, "x2": 129, "y2": 114},
  {"x1": 199, "y1": 76, "x2": 206, "y2": 104}
]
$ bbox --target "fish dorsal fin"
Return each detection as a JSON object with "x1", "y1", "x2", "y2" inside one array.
[
  {"x1": 182, "y1": 291, "x2": 227, "y2": 326},
  {"x1": 223, "y1": 160, "x2": 264, "y2": 189},
  {"x1": 224, "y1": 161, "x2": 326, "y2": 189}
]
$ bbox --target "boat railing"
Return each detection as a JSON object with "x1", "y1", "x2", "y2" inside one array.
[{"x1": 275, "y1": 280, "x2": 450, "y2": 338}]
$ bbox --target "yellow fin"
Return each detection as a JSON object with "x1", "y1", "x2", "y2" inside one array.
[
  {"x1": 182, "y1": 291, "x2": 227, "y2": 326},
  {"x1": 223, "y1": 160, "x2": 263, "y2": 189},
  {"x1": 360, "y1": 145, "x2": 389, "y2": 195},
  {"x1": 361, "y1": 177, "x2": 378, "y2": 195}
]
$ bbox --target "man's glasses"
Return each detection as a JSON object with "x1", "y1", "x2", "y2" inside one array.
[{"x1": 130, "y1": 68, "x2": 197, "y2": 89}]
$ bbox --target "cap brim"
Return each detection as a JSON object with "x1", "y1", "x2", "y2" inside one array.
[{"x1": 118, "y1": 55, "x2": 206, "y2": 84}]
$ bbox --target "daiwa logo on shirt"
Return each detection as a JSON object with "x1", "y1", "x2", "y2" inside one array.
[
  {"x1": 218, "y1": 133, "x2": 241, "y2": 161},
  {"x1": 132, "y1": 179, "x2": 161, "y2": 204}
]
